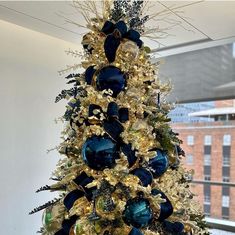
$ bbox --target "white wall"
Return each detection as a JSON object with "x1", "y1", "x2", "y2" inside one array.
[{"x1": 0, "y1": 19, "x2": 81, "y2": 234}]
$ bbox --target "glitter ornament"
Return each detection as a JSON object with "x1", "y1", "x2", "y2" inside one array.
[
  {"x1": 123, "y1": 197, "x2": 153, "y2": 228},
  {"x1": 96, "y1": 66, "x2": 126, "y2": 97},
  {"x1": 82, "y1": 135, "x2": 119, "y2": 170},
  {"x1": 119, "y1": 40, "x2": 139, "y2": 60}
]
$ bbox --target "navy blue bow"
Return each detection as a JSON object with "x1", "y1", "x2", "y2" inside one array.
[
  {"x1": 101, "y1": 20, "x2": 143, "y2": 63},
  {"x1": 88, "y1": 102, "x2": 128, "y2": 141}
]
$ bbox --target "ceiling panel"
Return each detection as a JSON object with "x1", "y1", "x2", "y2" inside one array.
[
  {"x1": 0, "y1": 1, "x2": 234, "y2": 51},
  {"x1": 0, "y1": 1, "x2": 85, "y2": 44},
  {"x1": 177, "y1": 1, "x2": 235, "y2": 40}
]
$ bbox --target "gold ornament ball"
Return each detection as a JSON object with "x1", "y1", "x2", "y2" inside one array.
[{"x1": 119, "y1": 40, "x2": 139, "y2": 60}]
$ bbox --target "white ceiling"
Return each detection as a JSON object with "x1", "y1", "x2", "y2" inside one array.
[{"x1": 0, "y1": 1, "x2": 235, "y2": 56}]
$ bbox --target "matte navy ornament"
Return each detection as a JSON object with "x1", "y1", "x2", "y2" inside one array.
[
  {"x1": 123, "y1": 197, "x2": 153, "y2": 228},
  {"x1": 148, "y1": 149, "x2": 169, "y2": 177},
  {"x1": 82, "y1": 135, "x2": 119, "y2": 170},
  {"x1": 131, "y1": 168, "x2": 153, "y2": 187},
  {"x1": 96, "y1": 66, "x2": 126, "y2": 97}
]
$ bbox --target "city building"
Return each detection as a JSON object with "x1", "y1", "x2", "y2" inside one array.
[{"x1": 171, "y1": 100, "x2": 235, "y2": 221}]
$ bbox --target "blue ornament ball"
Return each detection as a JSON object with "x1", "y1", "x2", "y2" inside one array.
[
  {"x1": 148, "y1": 149, "x2": 169, "y2": 177},
  {"x1": 82, "y1": 135, "x2": 119, "y2": 171},
  {"x1": 123, "y1": 197, "x2": 153, "y2": 228},
  {"x1": 96, "y1": 66, "x2": 126, "y2": 97}
]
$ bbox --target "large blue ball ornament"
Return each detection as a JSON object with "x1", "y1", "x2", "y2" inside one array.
[
  {"x1": 148, "y1": 149, "x2": 169, "y2": 177},
  {"x1": 82, "y1": 135, "x2": 119, "y2": 171},
  {"x1": 96, "y1": 66, "x2": 126, "y2": 97},
  {"x1": 123, "y1": 197, "x2": 153, "y2": 228}
]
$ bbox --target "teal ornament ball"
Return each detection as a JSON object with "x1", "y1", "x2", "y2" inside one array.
[
  {"x1": 82, "y1": 135, "x2": 119, "y2": 171},
  {"x1": 96, "y1": 66, "x2": 126, "y2": 97},
  {"x1": 123, "y1": 197, "x2": 153, "y2": 228}
]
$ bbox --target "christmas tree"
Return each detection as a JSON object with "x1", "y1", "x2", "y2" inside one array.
[{"x1": 30, "y1": 1, "x2": 209, "y2": 234}]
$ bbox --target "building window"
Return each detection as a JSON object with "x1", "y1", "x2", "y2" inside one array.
[
  {"x1": 222, "y1": 166, "x2": 230, "y2": 177},
  {"x1": 204, "y1": 146, "x2": 211, "y2": 155},
  {"x1": 223, "y1": 176, "x2": 230, "y2": 182},
  {"x1": 204, "y1": 175, "x2": 211, "y2": 181},
  {"x1": 223, "y1": 156, "x2": 230, "y2": 166},
  {"x1": 204, "y1": 155, "x2": 211, "y2": 166},
  {"x1": 223, "y1": 146, "x2": 231, "y2": 166},
  {"x1": 187, "y1": 135, "x2": 194, "y2": 145},
  {"x1": 186, "y1": 154, "x2": 193, "y2": 165},
  {"x1": 204, "y1": 166, "x2": 211, "y2": 175},
  {"x1": 222, "y1": 186, "x2": 229, "y2": 196},
  {"x1": 204, "y1": 195, "x2": 211, "y2": 205},
  {"x1": 222, "y1": 207, "x2": 229, "y2": 219},
  {"x1": 223, "y1": 134, "x2": 231, "y2": 146},
  {"x1": 222, "y1": 196, "x2": 230, "y2": 207},
  {"x1": 204, "y1": 204, "x2": 210, "y2": 216},
  {"x1": 204, "y1": 135, "x2": 212, "y2": 145}
]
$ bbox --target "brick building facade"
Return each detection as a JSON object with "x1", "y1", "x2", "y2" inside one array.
[{"x1": 171, "y1": 120, "x2": 235, "y2": 221}]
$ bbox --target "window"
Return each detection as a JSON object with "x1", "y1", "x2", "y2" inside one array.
[
  {"x1": 204, "y1": 166, "x2": 211, "y2": 175},
  {"x1": 204, "y1": 155, "x2": 211, "y2": 166},
  {"x1": 186, "y1": 154, "x2": 193, "y2": 165},
  {"x1": 223, "y1": 146, "x2": 231, "y2": 166},
  {"x1": 223, "y1": 156, "x2": 230, "y2": 166},
  {"x1": 204, "y1": 146, "x2": 211, "y2": 155},
  {"x1": 204, "y1": 204, "x2": 210, "y2": 216},
  {"x1": 204, "y1": 175, "x2": 211, "y2": 181},
  {"x1": 223, "y1": 176, "x2": 230, "y2": 182},
  {"x1": 222, "y1": 166, "x2": 230, "y2": 177},
  {"x1": 222, "y1": 186, "x2": 229, "y2": 196},
  {"x1": 187, "y1": 135, "x2": 194, "y2": 145},
  {"x1": 204, "y1": 135, "x2": 212, "y2": 145},
  {"x1": 223, "y1": 134, "x2": 231, "y2": 146},
  {"x1": 204, "y1": 195, "x2": 211, "y2": 205},
  {"x1": 222, "y1": 196, "x2": 230, "y2": 207}
]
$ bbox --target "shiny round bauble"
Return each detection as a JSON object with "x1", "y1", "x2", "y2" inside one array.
[
  {"x1": 123, "y1": 197, "x2": 153, "y2": 228},
  {"x1": 119, "y1": 40, "x2": 139, "y2": 60},
  {"x1": 42, "y1": 206, "x2": 61, "y2": 232},
  {"x1": 82, "y1": 135, "x2": 119, "y2": 171},
  {"x1": 96, "y1": 66, "x2": 126, "y2": 97},
  {"x1": 148, "y1": 149, "x2": 169, "y2": 177},
  {"x1": 130, "y1": 168, "x2": 153, "y2": 187}
]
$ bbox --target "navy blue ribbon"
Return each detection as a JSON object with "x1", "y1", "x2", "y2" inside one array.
[
  {"x1": 63, "y1": 172, "x2": 96, "y2": 211},
  {"x1": 121, "y1": 143, "x2": 137, "y2": 168},
  {"x1": 163, "y1": 220, "x2": 185, "y2": 234},
  {"x1": 101, "y1": 20, "x2": 143, "y2": 62},
  {"x1": 151, "y1": 189, "x2": 173, "y2": 221},
  {"x1": 55, "y1": 215, "x2": 79, "y2": 235},
  {"x1": 88, "y1": 102, "x2": 128, "y2": 141},
  {"x1": 130, "y1": 168, "x2": 153, "y2": 187}
]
